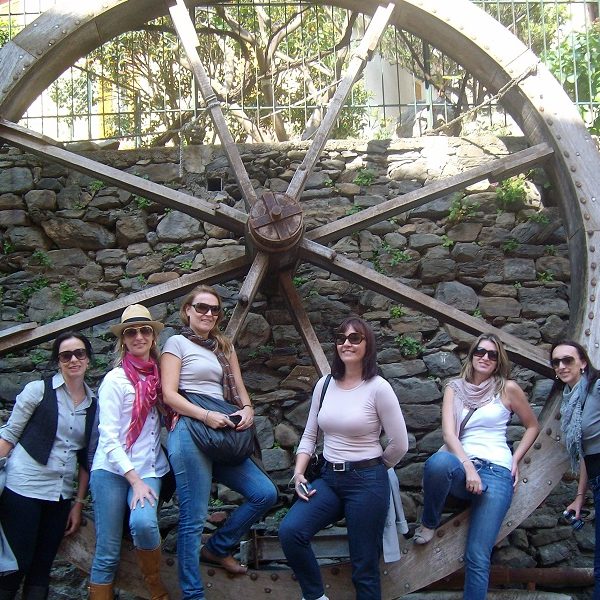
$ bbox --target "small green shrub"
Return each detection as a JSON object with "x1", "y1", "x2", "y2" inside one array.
[
  {"x1": 448, "y1": 194, "x2": 479, "y2": 224},
  {"x1": 293, "y1": 276, "x2": 308, "y2": 287},
  {"x1": 179, "y1": 260, "x2": 194, "y2": 270},
  {"x1": 134, "y1": 195, "x2": 151, "y2": 209},
  {"x1": 30, "y1": 250, "x2": 52, "y2": 267},
  {"x1": 88, "y1": 179, "x2": 105, "y2": 193},
  {"x1": 545, "y1": 244, "x2": 557, "y2": 256},
  {"x1": 2, "y1": 241, "x2": 14, "y2": 255},
  {"x1": 528, "y1": 212, "x2": 550, "y2": 224},
  {"x1": 389, "y1": 249, "x2": 412, "y2": 266},
  {"x1": 161, "y1": 244, "x2": 183, "y2": 257},
  {"x1": 501, "y1": 238, "x2": 520, "y2": 253},
  {"x1": 353, "y1": 168, "x2": 376, "y2": 186},
  {"x1": 390, "y1": 305, "x2": 405, "y2": 319},
  {"x1": 21, "y1": 276, "x2": 49, "y2": 301},
  {"x1": 346, "y1": 205, "x2": 363, "y2": 216},
  {"x1": 394, "y1": 335, "x2": 424, "y2": 358},
  {"x1": 441, "y1": 235, "x2": 455, "y2": 248},
  {"x1": 496, "y1": 176, "x2": 527, "y2": 210},
  {"x1": 472, "y1": 308, "x2": 483, "y2": 318},
  {"x1": 59, "y1": 282, "x2": 77, "y2": 305},
  {"x1": 30, "y1": 349, "x2": 47, "y2": 366},
  {"x1": 537, "y1": 271, "x2": 554, "y2": 282}
]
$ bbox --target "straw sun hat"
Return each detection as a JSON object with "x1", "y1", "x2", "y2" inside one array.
[{"x1": 110, "y1": 304, "x2": 165, "y2": 337}]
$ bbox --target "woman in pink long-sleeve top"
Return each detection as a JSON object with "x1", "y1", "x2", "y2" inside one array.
[{"x1": 279, "y1": 317, "x2": 408, "y2": 600}]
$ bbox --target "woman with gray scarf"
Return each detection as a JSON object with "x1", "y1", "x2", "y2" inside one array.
[{"x1": 553, "y1": 340, "x2": 600, "y2": 599}]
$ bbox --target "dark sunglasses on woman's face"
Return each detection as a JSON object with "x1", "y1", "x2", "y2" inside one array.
[
  {"x1": 551, "y1": 355, "x2": 576, "y2": 369},
  {"x1": 472, "y1": 347, "x2": 499, "y2": 361},
  {"x1": 123, "y1": 326, "x2": 154, "y2": 339},
  {"x1": 335, "y1": 332, "x2": 365, "y2": 345},
  {"x1": 58, "y1": 348, "x2": 88, "y2": 363},
  {"x1": 191, "y1": 302, "x2": 221, "y2": 315}
]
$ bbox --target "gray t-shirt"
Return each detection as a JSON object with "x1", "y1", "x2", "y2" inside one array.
[
  {"x1": 582, "y1": 381, "x2": 600, "y2": 455},
  {"x1": 162, "y1": 334, "x2": 224, "y2": 400}
]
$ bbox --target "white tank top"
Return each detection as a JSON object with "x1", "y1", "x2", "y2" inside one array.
[{"x1": 460, "y1": 394, "x2": 513, "y2": 470}]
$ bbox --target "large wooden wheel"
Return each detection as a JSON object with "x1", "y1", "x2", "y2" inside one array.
[{"x1": 0, "y1": 1, "x2": 598, "y2": 598}]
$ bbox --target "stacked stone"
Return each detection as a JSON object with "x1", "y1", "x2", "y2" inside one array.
[{"x1": 0, "y1": 135, "x2": 585, "y2": 585}]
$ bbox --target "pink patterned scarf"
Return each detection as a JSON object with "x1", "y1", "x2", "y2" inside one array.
[
  {"x1": 447, "y1": 377, "x2": 498, "y2": 440},
  {"x1": 122, "y1": 352, "x2": 161, "y2": 450}
]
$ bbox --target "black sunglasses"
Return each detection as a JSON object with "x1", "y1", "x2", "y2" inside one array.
[
  {"x1": 191, "y1": 302, "x2": 221, "y2": 315},
  {"x1": 472, "y1": 347, "x2": 499, "y2": 361},
  {"x1": 335, "y1": 332, "x2": 365, "y2": 345},
  {"x1": 58, "y1": 348, "x2": 88, "y2": 363},
  {"x1": 123, "y1": 326, "x2": 154, "y2": 339},
  {"x1": 551, "y1": 355, "x2": 577, "y2": 369}
]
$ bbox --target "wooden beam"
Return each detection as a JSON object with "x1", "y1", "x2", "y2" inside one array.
[
  {"x1": 285, "y1": 3, "x2": 396, "y2": 201},
  {"x1": 307, "y1": 143, "x2": 554, "y2": 244},
  {"x1": 224, "y1": 251, "x2": 269, "y2": 343},
  {"x1": 299, "y1": 239, "x2": 553, "y2": 377},
  {"x1": 0, "y1": 119, "x2": 247, "y2": 234},
  {"x1": 0, "y1": 256, "x2": 250, "y2": 354},
  {"x1": 167, "y1": 0, "x2": 258, "y2": 210},
  {"x1": 279, "y1": 271, "x2": 331, "y2": 376}
]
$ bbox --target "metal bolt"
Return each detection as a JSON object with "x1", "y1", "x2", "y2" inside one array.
[
  {"x1": 250, "y1": 573, "x2": 258, "y2": 581},
  {"x1": 523, "y1": 478, "x2": 528, "y2": 483},
  {"x1": 547, "y1": 480, "x2": 553, "y2": 486},
  {"x1": 534, "y1": 442, "x2": 541, "y2": 449},
  {"x1": 166, "y1": 558, "x2": 174, "y2": 566},
  {"x1": 524, "y1": 457, "x2": 531, "y2": 464},
  {"x1": 546, "y1": 428, "x2": 552, "y2": 435}
]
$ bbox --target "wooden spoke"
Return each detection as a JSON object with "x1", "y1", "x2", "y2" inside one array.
[
  {"x1": 167, "y1": 0, "x2": 258, "y2": 210},
  {"x1": 279, "y1": 271, "x2": 331, "y2": 376},
  {"x1": 0, "y1": 255, "x2": 250, "y2": 354},
  {"x1": 285, "y1": 3, "x2": 396, "y2": 200},
  {"x1": 307, "y1": 143, "x2": 554, "y2": 243},
  {"x1": 299, "y1": 239, "x2": 553, "y2": 377},
  {"x1": 224, "y1": 252, "x2": 269, "y2": 343},
  {"x1": 0, "y1": 119, "x2": 247, "y2": 234}
]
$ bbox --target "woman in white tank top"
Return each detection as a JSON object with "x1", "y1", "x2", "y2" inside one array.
[{"x1": 414, "y1": 334, "x2": 539, "y2": 600}]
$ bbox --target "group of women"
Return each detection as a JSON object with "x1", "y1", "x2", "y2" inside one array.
[{"x1": 0, "y1": 281, "x2": 597, "y2": 600}]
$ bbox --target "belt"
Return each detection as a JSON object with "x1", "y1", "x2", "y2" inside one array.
[{"x1": 325, "y1": 457, "x2": 383, "y2": 472}]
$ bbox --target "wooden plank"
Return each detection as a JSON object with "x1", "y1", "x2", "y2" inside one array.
[
  {"x1": 0, "y1": 255, "x2": 250, "y2": 354},
  {"x1": 167, "y1": 0, "x2": 258, "y2": 210},
  {"x1": 224, "y1": 252, "x2": 269, "y2": 343},
  {"x1": 285, "y1": 3, "x2": 396, "y2": 201},
  {"x1": 384, "y1": 392, "x2": 568, "y2": 597},
  {"x1": 0, "y1": 322, "x2": 38, "y2": 340},
  {"x1": 0, "y1": 119, "x2": 247, "y2": 235},
  {"x1": 279, "y1": 271, "x2": 331, "y2": 377},
  {"x1": 299, "y1": 239, "x2": 553, "y2": 377},
  {"x1": 307, "y1": 143, "x2": 554, "y2": 244}
]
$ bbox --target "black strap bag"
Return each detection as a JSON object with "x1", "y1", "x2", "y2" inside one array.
[
  {"x1": 304, "y1": 374, "x2": 332, "y2": 482},
  {"x1": 180, "y1": 391, "x2": 255, "y2": 466}
]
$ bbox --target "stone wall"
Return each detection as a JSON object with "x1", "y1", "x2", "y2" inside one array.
[{"x1": 0, "y1": 135, "x2": 590, "y2": 596}]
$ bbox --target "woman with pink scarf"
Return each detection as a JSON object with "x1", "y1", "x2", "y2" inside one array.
[{"x1": 89, "y1": 305, "x2": 170, "y2": 600}]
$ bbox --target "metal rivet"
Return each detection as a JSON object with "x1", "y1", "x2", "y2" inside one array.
[
  {"x1": 591, "y1": 246, "x2": 596, "y2": 252},
  {"x1": 556, "y1": 435, "x2": 561, "y2": 441},
  {"x1": 402, "y1": 548, "x2": 408, "y2": 554},
  {"x1": 207, "y1": 568, "x2": 215, "y2": 577},
  {"x1": 458, "y1": 557, "x2": 464, "y2": 563},
  {"x1": 585, "y1": 213, "x2": 591, "y2": 220},
  {"x1": 523, "y1": 478, "x2": 528, "y2": 483},
  {"x1": 166, "y1": 557, "x2": 174, "y2": 566},
  {"x1": 576, "y1": 181, "x2": 583, "y2": 188},
  {"x1": 564, "y1": 151, "x2": 570, "y2": 157},
  {"x1": 592, "y1": 263, "x2": 597, "y2": 270},
  {"x1": 547, "y1": 118, "x2": 553, "y2": 125},
  {"x1": 555, "y1": 412, "x2": 561, "y2": 420},
  {"x1": 206, "y1": 583, "x2": 212, "y2": 588},
  {"x1": 383, "y1": 570, "x2": 389, "y2": 576},
  {"x1": 270, "y1": 574, "x2": 278, "y2": 581},
  {"x1": 585, "y1": 329, "x2": 591, "y2": 336},
  {"x1": 592, "y1": 295, "x2": 597, "y2": 302},
  {"x1": 571, "y1": 166, "x2": 577, "y2": 172},
  {"x1": 264, "y1": 588, "x2": 271, "y2": 594},
  {"x1": 250, "y1": 573, "x2": 258, "y2": 581},
  {"x1": 507, "y1": 521, "x2": 513, "y2": 527},
  {"x1": 546, "y1": 428, "x2": 552, "y2": 435},
  {"x1": 547, "y1": 480, "x2": 553, "y2": 486},
  {"x1": 534, "y1": 442, "x2": 542, "y2": 449},
  {"x1": 404, "y1": 584, "x2": 411, "y2": 590},
  {"x1": 524, "y1": 456, "x2": 531, "y2": 464}
]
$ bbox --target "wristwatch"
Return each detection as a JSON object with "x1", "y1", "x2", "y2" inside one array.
[{"x1": 0, "y1": 456, "x2": 7, "y2": 470}]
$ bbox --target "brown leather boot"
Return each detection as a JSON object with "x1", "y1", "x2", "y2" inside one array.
[
  {"x1": 136, "y1": 546, "x2": 169, "y2": 600},
  {"x1": 88, "y1": 582, "x2": 113, "y2": 600}
]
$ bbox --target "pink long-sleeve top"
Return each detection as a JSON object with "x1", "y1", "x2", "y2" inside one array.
[{"x1": 296, "y1": 375, "x2": 409, "y2": 468}]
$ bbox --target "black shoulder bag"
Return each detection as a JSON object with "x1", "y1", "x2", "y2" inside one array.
[{"x1": 305, "y1": 374, "x2": 332, "y2": 482}]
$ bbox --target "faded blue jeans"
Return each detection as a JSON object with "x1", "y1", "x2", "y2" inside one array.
[
  {"x1": 89, "y1": 469, "x2": 162, "y2": 584},
  {"x1": 588, "y1": 473, "x2": 600, "y2": 600},
  {"x1": 422, "y1": 451, "x2": 513, "y2": 600},
  {"x1": 167, "y1": 418, "x2": 278, "y2": 600},
  {"x1": 279, "y1": 461, "x2": 390, "y2": 600}
]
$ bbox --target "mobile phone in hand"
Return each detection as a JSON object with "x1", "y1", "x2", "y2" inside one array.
[
  {"x1": 298, "y1": 482, "x2": 313, "y2": 496},
  {"x1": 229, "y1": 414, "x2": 242, "y2": 426}
]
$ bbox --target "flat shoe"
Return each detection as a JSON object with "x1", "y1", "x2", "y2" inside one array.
[
  {"x1": 201, "y1": 546, "x2": 248, "y2": 574},
  {"x1": 413, "y1": 525, "x2": 435, "y2": 545}
]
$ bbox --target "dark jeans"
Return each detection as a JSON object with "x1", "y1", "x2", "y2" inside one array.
[
  {"x1": 589, "y1": 474, "x2": 600, "y2": 600},
  {"x1": 279, "y1": 462, "x2": 390, "y2": 600},
  {"x1": 0, "y1": 487, "x2": 71, "y2": 592}
]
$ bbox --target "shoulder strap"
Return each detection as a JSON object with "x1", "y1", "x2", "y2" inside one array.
[
  {"x1": 314, "y1": 374, "x2": 332, "y2": 445},
  {"x1": 458, "y1": 407, "x2": 476, "y2": 439}
]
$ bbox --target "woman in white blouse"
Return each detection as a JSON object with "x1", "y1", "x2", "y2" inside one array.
[{"x1": 89, "y1": 305, "x2": 170, "y2": 600}]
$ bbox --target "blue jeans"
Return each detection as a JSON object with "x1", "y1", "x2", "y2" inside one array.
[
  {"x1": 89, "y1": 469, "x2": 162, "y2": 584},
  {"x1": 167, "y1": 419, "x2": 277, "y2": 600},
  {"x1": 589, "y1": 474, "x2": 600, "y2": 600},
  {"x1": 421, "y1": 451, "x2": 513, "y2": 600},
  {"x1": 279, "y1": 462, "x2": 390, "y2": 600}
]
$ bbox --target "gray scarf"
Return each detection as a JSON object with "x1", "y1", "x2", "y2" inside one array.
[{"x1": 560, "y1": 374, "x2": 588, "y2": 472}]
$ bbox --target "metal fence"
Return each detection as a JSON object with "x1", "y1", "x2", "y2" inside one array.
[{"x1": 0, "y1": 0, "x2": 598, "y2": 146}]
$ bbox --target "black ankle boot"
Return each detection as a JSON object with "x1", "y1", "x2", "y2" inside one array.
[{"x1": 22, "y1": 585, "x2": 49, "y2": 600}]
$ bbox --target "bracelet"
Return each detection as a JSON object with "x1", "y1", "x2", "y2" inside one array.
[
  {"x1": 73, "y1": 497, "x2": 86, "y2": 505},
  {"x1": 576, "y1": 493, "x2": 585, "y2": 497},
  {"x1": 461, "y1": 458, "x2": 472, "y2": 465},
  {"x1": 242, "y1": 404, "x2": 253, "y2": 409},
  {"x1": 205, "y1": 409, "x2": 210, "y2": 422}
]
